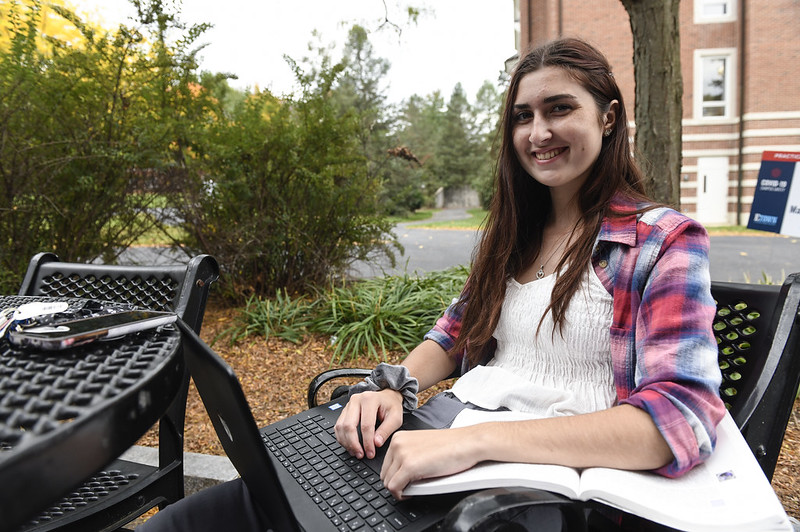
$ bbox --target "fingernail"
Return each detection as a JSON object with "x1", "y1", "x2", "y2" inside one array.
[{"x1": 375, "y1": 435, "x2": 384, "y2": 446}]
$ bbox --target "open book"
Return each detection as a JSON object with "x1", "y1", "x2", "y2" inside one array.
[{"x1": 403, "y1": 411, "x2": 793, "y2": 532}]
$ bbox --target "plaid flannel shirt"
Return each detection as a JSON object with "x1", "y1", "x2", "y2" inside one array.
[{"x1": 424, "y1": 196, "x2": 726, "y2": 477}]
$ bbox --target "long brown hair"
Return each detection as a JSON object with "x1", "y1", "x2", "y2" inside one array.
[{"x1": 452, "y1": 37, "x2": 652, "y2": 367}]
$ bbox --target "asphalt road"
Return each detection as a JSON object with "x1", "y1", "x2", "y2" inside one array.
[
  {"x1": 349, "y1": 213, "x2": 800, "y2": 283},
  {"x1": 707, "y1": 234, "x2": 799, "y2": 282},
  {"x1": 121, "y1": 209, "x2": 799, "y2": 283}
]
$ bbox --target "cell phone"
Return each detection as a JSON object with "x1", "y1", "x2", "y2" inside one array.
[{"x1": 7, "y1": 310, "x2": 177, "y2": 351}]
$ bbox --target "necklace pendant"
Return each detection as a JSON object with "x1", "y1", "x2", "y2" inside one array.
[{"x1": 536, "y1": 265, "x2": 545, "y2": 280}]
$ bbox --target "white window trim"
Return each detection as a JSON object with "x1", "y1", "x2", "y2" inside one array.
[
  {"x1": 693, "y1": 48, "x2": 737, "y2": 121},
  {"x1": 694, "y1": 0, "x2": 737, "y2": 24}
]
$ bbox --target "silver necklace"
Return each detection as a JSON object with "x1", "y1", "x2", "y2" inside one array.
[
  {"x1": 535, "y1": 264, "x2": 547, "y2": 280},
  {"x1": 535, "y1": 238, "x2": 569, "y2": 280}
]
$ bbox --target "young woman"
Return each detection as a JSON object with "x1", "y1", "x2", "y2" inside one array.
[
  {"x1": 138, "y1": 37, "x2": 725, "y2": 531},
  {"x1": 335, "y1": 36, "x2": 725, "y2": 502}
]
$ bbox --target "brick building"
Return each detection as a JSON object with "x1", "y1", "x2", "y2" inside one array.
[{"x1": 513, "y1": 0, "x2": 800, "y2": 226}]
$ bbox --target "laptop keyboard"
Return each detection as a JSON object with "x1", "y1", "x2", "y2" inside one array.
[{"x1": 263, "y1": 413, "x2": 430, "y2": 531}]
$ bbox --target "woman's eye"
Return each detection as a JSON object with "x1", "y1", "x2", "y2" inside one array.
[
  {"x1": 551, "y1": 104, "x2": 572, "y2": 114},
  {"x1": 514, "y1": 111, "x2": 533, "y2": 122}
]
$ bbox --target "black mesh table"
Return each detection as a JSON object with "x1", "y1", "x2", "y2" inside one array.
[{"x1": 0, "y1": 296, "x2": 183, "y2": 531}]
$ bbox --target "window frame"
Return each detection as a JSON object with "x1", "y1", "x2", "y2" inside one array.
[
  {"x1": 694, "y1": 0, "x2": 737, "y2": 24},
  {"x1": 693, "y1": 48, "x2": 737, "y2": 121}
]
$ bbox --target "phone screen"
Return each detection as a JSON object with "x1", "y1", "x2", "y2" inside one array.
[{"x1": 8, "y1": 310, "x2": 177, "y2": 351}]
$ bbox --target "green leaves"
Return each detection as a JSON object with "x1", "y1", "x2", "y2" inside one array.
[
  {"x1": 0, "y1": 2, "x2": 494, "y2": 304},
  {"x1": 0, "y1": 0, "x2": 213, "y2": 290},
  {"x1": 316, "y1": 269, "x2": 463, "y2": 363},
  {"x1": 226, "y1": 290, "x2": 315, "y2": 345},
  {"x1": 226, "y1": 266, "x2": 469, "y2": 364},
  {"x1": 175, "y1": 83, "x2": 398, "y2": 297}
]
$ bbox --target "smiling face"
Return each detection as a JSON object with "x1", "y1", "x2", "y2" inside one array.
[{"x1": 512, "y1": 66, "x2": 617, "y2": 200}]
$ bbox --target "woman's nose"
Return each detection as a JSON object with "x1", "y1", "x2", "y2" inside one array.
[{"x1": 528, "y1": 118, "x2": 551, "y2": 144}]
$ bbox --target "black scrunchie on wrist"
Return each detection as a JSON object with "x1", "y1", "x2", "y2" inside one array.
[{"x1": 348, "y1": 363, "x2": 419, "y2": 410}]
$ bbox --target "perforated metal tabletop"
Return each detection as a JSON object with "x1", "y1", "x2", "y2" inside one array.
[{"x1": 0, "y1": 296, "x2": 183, "y2": 531}]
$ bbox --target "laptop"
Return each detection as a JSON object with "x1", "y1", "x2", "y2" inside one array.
[{"x1": 177, "y1": 320, "x2": 461, "y2": 531}]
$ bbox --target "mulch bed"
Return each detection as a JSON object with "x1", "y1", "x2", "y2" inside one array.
[{"x1": 137, "y1": 303, "x2": 799, "y2": 519}]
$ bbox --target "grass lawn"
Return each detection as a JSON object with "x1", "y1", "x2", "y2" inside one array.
[
  {"x1": 404, "y1": 208, "x2": 488, "y2": 229},
  {"x1": 133, "y1": 225, "x2": 188, "y2": 247},
  {"x1": 395, "y1": 209, "x2": 772, "y2": 235}
]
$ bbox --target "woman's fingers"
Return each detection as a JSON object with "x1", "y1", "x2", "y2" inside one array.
[
  {"x1": 334, "y1": 389, "x2": 404, "y2": 459},
  {"x1": 380, "y1": 428, "x2": 476, "y2": 500}
]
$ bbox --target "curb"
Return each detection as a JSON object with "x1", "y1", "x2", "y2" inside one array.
[{"x1": 120, "y1": 446, "x2": 239, "y2": 495}]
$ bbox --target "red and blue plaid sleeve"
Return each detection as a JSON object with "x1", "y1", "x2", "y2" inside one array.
[
  {"x1": 424, "y1": 295, "x2": 465, "y2": 355},
  {"x1": 615, "y1": 211, "x2": 726, "y2": 477}
]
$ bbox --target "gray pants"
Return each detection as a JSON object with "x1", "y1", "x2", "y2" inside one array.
[{"x1": 410, "y1": 391, "x2": 491, "y2": 428}]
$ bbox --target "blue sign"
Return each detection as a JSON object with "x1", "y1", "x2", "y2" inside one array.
[{"x1": 747, "y1": 151, "x2": 800, "y2": 237}]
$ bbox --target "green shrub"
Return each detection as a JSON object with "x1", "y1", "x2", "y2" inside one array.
[
  {"x1": 225, "y1": 290, "x2": 316, "y2": 345},
  {"x1": 0, "y1": 2, "x2": 210, "y2": 291},
  {"x1": 228, "y1": 266, "x2": 469, "y2": 363},
  {"x1": 176, "y1": 68, "x2": 398, "y2": 299},
  {"x1": 742, "y1": 271, "x2": 786, "y2": 285}
]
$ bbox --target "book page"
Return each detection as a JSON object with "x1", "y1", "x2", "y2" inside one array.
[
  {"x1": 578, "y1": 414, "x2": 792, "y2": 531},
  {"x1": 405, "y1": 409, "x2": 791, "y2": 531},
  {"x1": 404, "y1": 460, "x2": 581, "y2": 498}
]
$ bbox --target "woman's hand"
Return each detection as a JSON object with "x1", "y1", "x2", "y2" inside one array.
[
  {"x1": 379, "y1": 404, "x2": 675, "y2": 500},
  {"x1": 334, "y1": 389, "x2": 404, "y2": 460},
  {"x1": 334, "y1": 340, "x2": 456, "y2": 460},
  {"x1": 380, "y1": 427, "x2": 479, "y2": 500}
]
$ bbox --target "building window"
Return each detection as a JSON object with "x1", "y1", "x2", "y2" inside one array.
[
  {"x1": 694, "y1": 49, "x2": 736, "y2": 119},
  {"x1": 695, "y1": 0, "x2": 736, "y2": 23}
]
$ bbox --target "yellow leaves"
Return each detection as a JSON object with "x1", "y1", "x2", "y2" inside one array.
[
  {"x1": 0, "y1": 0, "x2": 105, "y2": 54},
  {"x1": 244, "y1": 90, "x2": 283, "y2": 122}
]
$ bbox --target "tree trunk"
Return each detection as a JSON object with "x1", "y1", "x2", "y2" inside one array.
[{"x1": 620, "y1": 0, "x2": 683, "y2": 208}]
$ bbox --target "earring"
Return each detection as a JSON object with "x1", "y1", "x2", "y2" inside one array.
[{"x1": 603, "y1": 129, "x2": 611, "y2": 137}]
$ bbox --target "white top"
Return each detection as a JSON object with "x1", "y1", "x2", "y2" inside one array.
[{"x1": 450, "y1": 266, "x2": 616, "y2": 418}]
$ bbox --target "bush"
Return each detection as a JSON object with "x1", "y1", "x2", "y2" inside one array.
[
  {"x1": 175, "y1": 68, "x2": 398, "y2": 299},
  {"x1": 313, "y1": 267, "x2": 468, "y2": 363},
  {"x1": 225, "y1": 267, "x2": 469, "y2": 363},
  {"x1": 0, "y1": 2, "x2": 209, "y2": 291},
  {"x1": 225, "y1": 289, "x2": 316, "y2": 345}
]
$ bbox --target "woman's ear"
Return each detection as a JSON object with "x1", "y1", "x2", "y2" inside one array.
[{"x1": 603, "y1": 99, "x2": 619, "y2": 131}]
